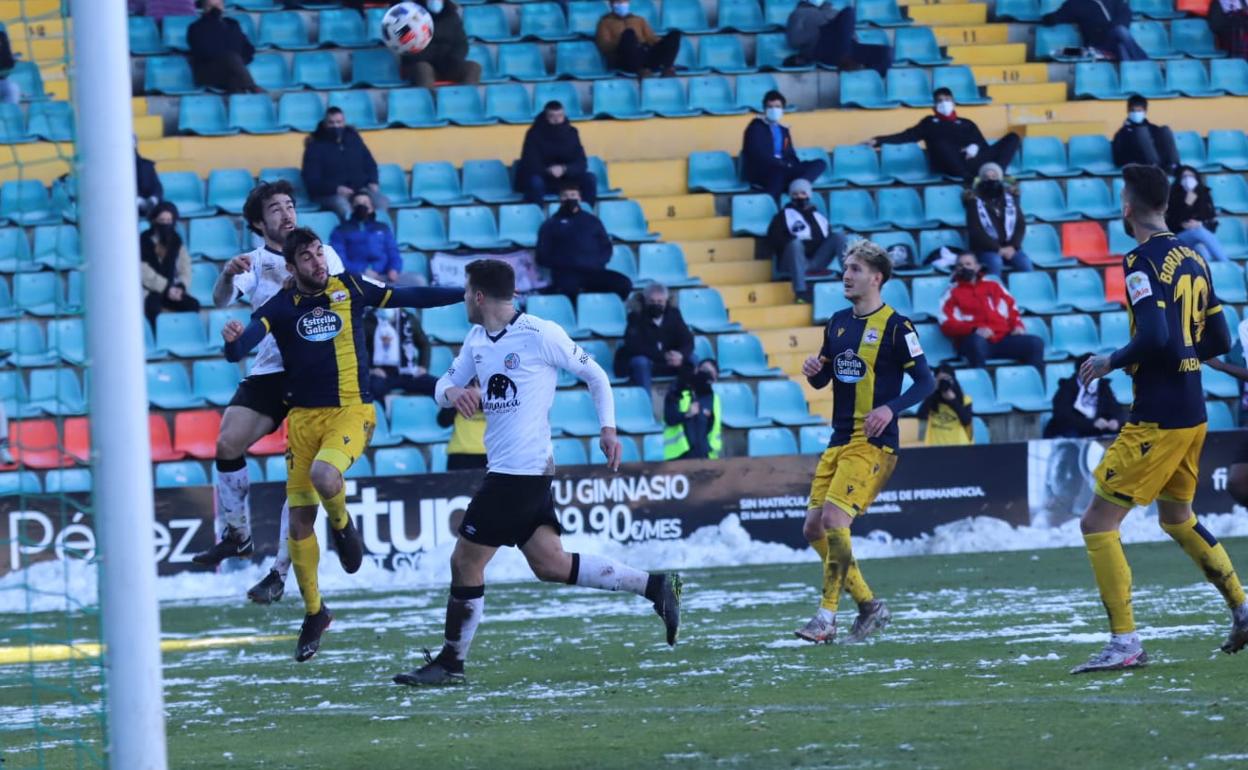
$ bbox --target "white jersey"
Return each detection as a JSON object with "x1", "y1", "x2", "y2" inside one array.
[
  {"x1": 231, "y1": 243, "x2": 344, "y2": 376},
  {"x1": 436, "y1": 313, "x2": 616, "y2": 476}
]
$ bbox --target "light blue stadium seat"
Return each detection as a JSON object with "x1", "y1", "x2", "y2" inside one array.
[
  {"x1": 1020, "y1": 317, "x2": 1068, "y2": 362},
  {"x1": 46, "y1": 317, "x2": 86, "y2": 365},
  {"x1": 598, "y1": 200, "x2": 658, "y2": 241},
  {"x1": 757, "y1": 379, "x2": 821, "y2": 425},
  {"x1": 1020, "y1": 179, "x2": 1077, "y2": 222},
  {"x1": 995, "y1": 0, "x2": 1044, "y2": 19},
  {"x1": 688, "y1": 151, "x2": 748, "y2": 193},
  {"x1": 192, "y1": 359, "x2": 242, "y2": 407},
  {"x1": 1130, "y1": 20, "x2": 1178, "y2": 60},
  {"x1": 1211, "y1": 58, "x2": 1248, "y2": 96},
  {"x1": 187, "y1": 261, "x2": 219, "y2": 306},
  {"x1": 206, "y1": 168, "x2": 254, "y2": 214},
  {"x1": 593, "y1": 78, "x2": 653, "y2": 119},
  {"x1": 372, "y1": 446, "x2": 428, "y2": 477},
  {"x1": 607, "y1": 244, "x2": 639, "y2": 283},
  {"x1": 1210, "y1": 261, "x2": 1247, "y2": 303},
  {"x1": 376, "y1": 163, "x2": 416, "y2": 209},
  {"x1": 262, "y1": 454, "x2": 288, "y2": 483},
  {"x1": 528, "y1": 294, "x2": 589, "y2": 338},
  {"x1": 1208, "y1": 174, "x2": 1248, "y2": 214},
  {"x1": 918, "y1": 184, "x2": 962, "y2": 228},
  {"x1": 1207, "y1": 401, "x2": 1235, "y2": 431},
  {"x1": 449, "y1": 206, "x2": 511, "y2": 249},
  {"x1": 1209, "y1": 130, "x2": 1248, "y2": 171},
  {"x1": 178, "y1": 94, "x2": 238, "y2": 137},
  {"x1": 894, "y1": 26, "x2": 949, "y2": 66},
  {"x1": 713, "y1": 381, "x2": 772, "y2": 428},
  {"x1": 1219, "y1": 217, "x2": 1248, "y2": 259},
  {"x1": 756, "y1": 32, "x2": 809, "y2": 72},
  {"x1": 467, "y1": 4, "x2": 519, "y2": 42},
  {"x1": 918, "y1": 229, "x2": 964, "y2": 264},
  {"x1": 467, "y1": 43, "x2": 505, "y2": 85},
  {"x1": 1020, "y1": 136, "x2": 1076, "y2": 178},
  {"x1": 1132, "y1": 0, "x2": 1183, "y2": 17},
  {"x1": 1074, "y1": 62, "x2": 1128, "y2": 100},
  {"x1": 292, "y1": 51, "x2": 346, "y2": 89},
  {"x1": 317, "y1": 8, "x2": 370, "y2": 47},
  {"x1": 130, "y1": 15, "x2": 165, "y2": 55},
  {"x1": 717, "y1": 333, "x2": 781, "y2": 377},
  {"x1": 577, "y1": 292, "x2": 628, "y2": 337},
  {"x1": 614, "y1": 386, "x2": 664, "y2": 433},
  {"x1": 396, "y1": 209, "x2": 457, "y2": 251},
  {"x1": 27, "y1": 368, "x2": 85, "y2": 416},
  {"x1": 160, "y1": 14, "x2": 196, "y2": 50},
  {"x1": 639, "y1": 78, "x2": 699, "y2": 117},
  {"x1": 698, "y1": 35, "x2": 754, "y2": 75},
  {"x1": 798, "y1": 424, "x2": 832, "y2": 454},
  {"x1": 1172, "y1": 18, "x2": 1225, "y2": 58},
  {"x1": 687, "y1": 75, "x2": 748, "y2": 115},
  {"x1": 933, "y1": 65, "x2": 989, "y2": 105},
  {"x1": 484, "y1": 83, "x2": 536, "y2": 124},
  {"x1": 276, "y1": 91, "x2": 326, "y2": 132},
  {"x1": 146, "y1": 361, "x2": 206, "y2": 410},
  {"x1": 0, "y1": 277, "x2": 15, "y2": 319},
  {"x1": 1009, "y1": 271, "x2": 1071, "y2": 314},
  {"x1": 1065, "y1": 178, "x2": 1118, "y2": 220},
  {"x1": 257, "y1": 11, "x2": 314, "y2": 49},
  {"x1": 1050, "y1": 313, "x2": 1102, "y2": 358},
  {"x1": 731, "y1": 193, "x2": 777, "y2": 236},
  {"x1": 565, "y1": 1, "x2": 605, "y2": 37},
  {"x1": 498, "y1": 203, "x2": 543, "y2": 248},
  {"x1": 812, "y1": 281, "x2": 851, "y2": 323},
  {"x1": 720, "y1": 0, "x2": 770, "y2": 31},
  {"x1": 436, "y1": 84, "x2": 497, "y2": 126},
  {"x1": 877, "y1": 188, "x2": 936, "y2": 230},
  {"x1": 914, "y1": 322, "x2": 956, "y2": 364},
  {"x1": 0, "y1": 467, "x2": 42, "y2": 495},
  {"x1": 1098, "y1": 310, "x2": 1130, "y2": 353},
  {"x1": 155, "y1": 461, "x2": 208, "y2": 489},
  {"x1": 350, "y1": 48, "x2": 405, "y2": 87},
  {"x1": 831, "y1": 145, "x2": 889, "y2": 186},
  {"x1": 1164, "y1": 59, "x2": 1222, "y2": 98},
  {"x1": 680, "y1": 288, "x2": 742, "y2": 333},
  {"x1": 0, "y1": 103, "x2": 30, "y2": 143},
  {"x1": 1121, "y1": 60, "x2": 1179, "y2": 99},
  {"x1": 0, "y1": 180, "x2": 57, "y2": 227},
  {"x1": 155, "y1": 312, "x2": 216, "y2": 359},
  {"x1": 518, "y1": 2, "x2": 573, "y2": 41},
  {"x1": 551, "y1": 390, "x2": 603, "y2": 436},
  {"x1": 552, "y1": 437, "x2": 589, "y2": 465},
  {"x1": 1204, "y1": 364, "x2": 1240, "y2": 398},
  {"x1": 246, "y1": 53, "x2": 293, "y2": 92},
  {"x1": 662, "y1": 0, "x2": 713, "y2": 32},
  {"x1": 144, "y1": 55, "x2": 201, "y2": 95},
  {"x1": 829, "y1": 188, "x2": 885, "y2": 231},
  {"x1": 365, "y1": 402, "x2": 403, "y2": 448},
  {"x1": 907, "y1": 276, "x2": 947, "y2": 322},
  {"x1": 1044, "y1": 361, "x2": 1076, "y2": 399},
  {"x1": 258, "y1": 166, "x2": 319, "y2": 211},
  {"x1": 462, "y1": 159, "x2": 522, "y2": 205},
  {"x1": 0, "y1": 319, "x2": 57, "y2": 367},
  {"x1": 410, "y1": 162, "x2": 471, "y2": 206},
  {"x1": 885, "y1": 67, "x2": 933, "y2": 108},
  {"x1": 7, "y1": 62, "x2": 45, "y2": 101},
  {"x1": 390, "y1": 396, "x2": 453, "y2": 443},
  {"x1": 841, "y1": 70, "x2": 900, "y2": 109},
  {"x1": 762, "y1": 0, "x2": 799, "y2": 26},
  {"x1": 32, "y1": 224, "x2": 81, "y2": 270},
  {"x1": 1056, "y1": 268, "x2": 1116, "y2": 312},
  {"x1": 1034, "y1": 23, "x2": 1082, "y2": 61},
  {"x1": 1067, "y1": 134, "x2": 1117, "y2": 175},
  {"x1": 12, "y1": 272, "x2": 66, "y2": 317},
  {"x1": 692, "y1": 334, "x2": 715, "y2": 364},
  {"x1": 44, "y1": 468, "x2": 92, "y2": 494},
  {"x1": 338, "y1": 455, "x2": 371, "y2": 480},
  {"x1": 555, "y1": 40, "x2": 611, "y2": 79},
  {"x1": 955, "y1": 368, "x2": 1010, "y2": 414},
  {"x1": 747, "y1": 427, "x2": 797, "y2": 457},
  {"x1": 638, "y1": 242, "x2": 698, "y2": 287},
  {"x1": 858, "y1": 0, "x2": 909, "y2": 26},
  {"x1": 386, "y1": 88, "x2": 447, "y2": 128},
  {"x1": 734, "y1": 74, "x2": 780, "y2": 113},
  {"x1": 994, "y1": 365, "x2": 1049, "y2": 412},
  {"x1": 1173, "y1": 130, "x2": 1217, "y2": 172},
  {"x1": 498, "y1": 42, "x2": 555, "y2": 82},
  {"x1": 328, "y1": 90, "x2": 382, "y2": 130}
]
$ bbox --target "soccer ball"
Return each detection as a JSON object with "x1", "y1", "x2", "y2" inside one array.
[{"x1": 380, "y1": 2, "x2": 435, "y2": 56}]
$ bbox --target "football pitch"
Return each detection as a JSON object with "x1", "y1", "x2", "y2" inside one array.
[{"x1": 5, "y1": 538, "x2": 1248, "y2": 770}]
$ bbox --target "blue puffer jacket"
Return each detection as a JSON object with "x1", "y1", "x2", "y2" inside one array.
[{"x1": 329, "y1": 218, "x2": 402, "y2": 276}]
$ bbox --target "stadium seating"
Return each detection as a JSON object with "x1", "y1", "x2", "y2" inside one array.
[
  {"x1": 713, "y1": 382, "x2": 772, "y2": 428},
  {"x1": 747, "y1": 427, "x2": 798, "y2": 457}
]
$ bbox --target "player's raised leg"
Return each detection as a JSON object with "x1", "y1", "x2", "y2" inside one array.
[
  {"x1": 192, "y1": 405, "x2": 273, "y2": 566},
  {"x1": 1157, "y1": 500, "x2": 1248, "y2": 653}
]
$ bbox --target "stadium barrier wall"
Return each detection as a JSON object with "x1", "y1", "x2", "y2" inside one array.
[{"x1": 5, "y1": 433, "x2": 1247, "y2": 577}]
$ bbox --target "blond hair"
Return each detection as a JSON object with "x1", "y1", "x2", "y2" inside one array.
[{"x1": 844, "y1": 240, "x2": 892, "y2": 285}]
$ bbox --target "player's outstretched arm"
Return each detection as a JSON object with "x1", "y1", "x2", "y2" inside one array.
[
  {"x1": 222, "y1": 319, "x2": 268, "y2": 362},
  {"x1": 383, "y1": 285, "x2": 464, "y2": 309}
]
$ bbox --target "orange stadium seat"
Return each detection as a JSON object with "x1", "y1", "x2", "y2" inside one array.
[
  {"x1": 1175, "y1": 0, "x2": 1210, "y2": 14},
  {"x1": 150, "y1": 414, "x2": 186, "y2": 462},
  {"x1": 9, "y1": 419, "x2": 73, "y2": 469},
  {"x1": 1104, "y1": 265, "x2": 1126, "y2": 306},
  {"x1": 1062, "y1": 222, "x2": 1115, "y2": 265},
  {"x1": 248, "y1": 420, "x2": 288, "y2": 456},
  {"x1": 63, "y1": 417, "x2": 90, "y2": 464},
  {"x1": 174, "y1": 409, "x2": 222, "y2": 460}
]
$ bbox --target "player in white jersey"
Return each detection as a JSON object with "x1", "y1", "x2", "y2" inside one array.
[
  {"x1": 191, "y1": 180, "x2": 345, "y2": 607},
  {"x1": 393, "y1": 259, "x2": 682, "y2": 686}
]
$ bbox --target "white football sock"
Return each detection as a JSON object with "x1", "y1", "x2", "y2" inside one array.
[
  {"x1": 272, "y1": 500, "x2": 291, "y2": 578},
  {"x1": 215, "y1": 466, "x2": 251, "y2": 537},
  {"x1": 572, "y1": 554, "x2": 649, "y2": 597}
]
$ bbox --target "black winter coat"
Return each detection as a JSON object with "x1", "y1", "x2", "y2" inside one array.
[
  {"x1": 300, "y1": 125, "x2": 380, "y2": 198},
  {"x1": 518, "y1": 116, "x2": 589, "y2": 181}
]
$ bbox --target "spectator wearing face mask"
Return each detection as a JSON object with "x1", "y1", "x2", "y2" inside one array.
[
  {"x1": 1166, "y1": 165, "x2": 1229, "y2": 263},
  {"x1": 614, "y1": 282, "x2": 695, "y2": 392},
  {"x1": 400, "y1": 0, "x2": 481, "y2": 88},
  {"x1": 1045, "y1": 353, "x2": 1127, "y2": 438},
  {"x1": 1111, "y1": 95, "x2": 1179, "y2": 173},
  {"x1": 741, "y1": 90, "x2": 827, "y2": 200},
  {"x1": 186, "y1": 0, "x2": 261, "y2": 93},
  {"x1": 329, "y1": 190, "x2": 403, "y2": 282},
  {"x1": 662, "y1": 359, "x2": 722, "y2": 460},
  {"x1": 301, "y1": 107, "x2": 387, "y2": 223},
  {"x1": 363, "y1": 307, "x2": 436, "y2": 399},
  {"x1": 140, "y1": 202, "x2": 200, "y2": 329},
  {"x1": 437, "y1": 378, "x2": 487, "y2": 471},
  {"x1": 535, "y1": 178, "x2": 632, "y2": 300},
  {"x1": 595, "y1": 0, "x2": 682, "y2": 77},
  {"x1": 918, "y1": 364, "x2": 973, "y2": 446},
  {"x1": 939, "y1": 251, "x2": 1045, "y2": 371},
  {"x1": 868, "y1": 88, "x2": 1020, "y2": 182},
  {"x1": 517, "y1": 101, "x2": 597, "y2": 205},
  {"x1": 766, "y1": 177, "x2": 844, "y2": 303},
  {"x1": 1040, "y1": 0, "x2": 1147, "y2": 61},
  {"x1": 783, "y1": 0, "x2": 892, "y2": 75},
  {"x1": 964, "y1": 162, "x2": 1031, "y2": 276}
]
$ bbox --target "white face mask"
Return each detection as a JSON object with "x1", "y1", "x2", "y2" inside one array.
[
  {"x1": 427, "y1": 0, "x2": 444, "y2": 12},
  {"x1": 1181, "y1": 176, "x2": 1198, "y2": 192},
  {"x1": 934, "y1": 100, "x2": 954, "y2": 116},
  {"x1": 612, "y1": 2, "x2": 630, "y2": 15},
  {"x1": 1128, "y1": 110, "x2": 1146, "y2": 124},
  {"x1": 765, "y1": 106, "x2": 784, "y2": 123}
]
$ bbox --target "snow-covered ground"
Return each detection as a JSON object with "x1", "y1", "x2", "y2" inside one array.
[{"x1": 5, "y1": 508, "x2": 1248, "y2": 614}]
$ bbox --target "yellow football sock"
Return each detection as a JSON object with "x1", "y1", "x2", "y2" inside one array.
[
  {"x1": 809, "y1": 536, "x2": 828, "y2": 560},
  {"x1": 821, "y1": 528, "x2": 854, "y2": 612},
  {"x1": 1084, "y1": 530, "x2": 1135, "y2": 634},
  {"x1": 288, "y1": 535, "x2": 322, "y2": 615},
  {"x1": 1162, "y1": 515, "x2": 1247, "y2": 609},
  {"x1": 322, "y1": 486, "x2": 349, "y2": 531},
  {"x1": 844, "y1": 562, "x2": 875, "y2": 605}
]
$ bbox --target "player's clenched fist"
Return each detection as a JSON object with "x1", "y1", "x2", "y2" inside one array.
[
  {"x1": 801, "y1": 355, "x2": 824, "y2": 378},
  {"x1": 446, "y1": 386, "x2": 481, "y2": 419},
  {"x1": 221, "y1": 320, "x2": 245, "y2": 343},
  {"x1": 223, "y1": 254, "x2": 252, "y2": 276}
]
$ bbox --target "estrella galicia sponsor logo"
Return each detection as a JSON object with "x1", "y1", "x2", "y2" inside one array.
[
  {"x1": 833, "y1": 350, "x2": 867, "y2": 384},
  {"x1": 297, "y1": 306, "x2": 344, "y2": 342},
  {"x1": 484, "y1": 373, "x2": 520, "y2": 413}
]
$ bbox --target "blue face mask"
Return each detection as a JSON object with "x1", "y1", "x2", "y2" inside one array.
[
  {"x1": 1128, "y1": 110, "x2": 1146, "y2": 124},
  {"x1": 427, "y1": 0, "x2": 444, "y2": 12}
]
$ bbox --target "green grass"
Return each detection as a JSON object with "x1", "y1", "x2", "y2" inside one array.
[{"x1": 5, "y1": 539, "x2": 1248, "y2": 770}]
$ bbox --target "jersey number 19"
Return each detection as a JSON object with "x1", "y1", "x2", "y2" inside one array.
[{"x1": 1174, "y1": 273, "x2": 1209, "y2": 346}]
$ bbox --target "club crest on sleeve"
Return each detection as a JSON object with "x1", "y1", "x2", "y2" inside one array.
[{"x1": 1126, "y1": 271, "x2": 1152, "y2": 305}]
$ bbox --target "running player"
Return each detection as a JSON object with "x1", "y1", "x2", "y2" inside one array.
[
  {"x1": 191, "y1": 180, "x2": 343, "y2": 607},
  {"x1": 392, "y1": 259, "x2": 681, "y2": 686},
  {"x1": 794, "y1": 241, "x2": 935, "y2": 644},
  {"x1": 1071, "y1": 164, "x2": 1248, "y2": 674},
  {"x1": 222, "y1": 228, "x2": 463, "y2": 662}
]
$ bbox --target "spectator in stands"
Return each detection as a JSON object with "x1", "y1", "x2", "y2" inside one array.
[
  {"x1": 766, "y1": 178, "x2": 844, "y2": 303},
  {"x1": 400, "y1": 0, "x2": 481, "y2": 88},
  {"x1": 135, "y1": 138, "x2": 163, "y2": 218},
  {"x1": 1111, "y1": 95, "x2": 1180, "y2": 173},
  {"x1": 1040, "y1": 0, "x2": 1147, "y2": 61},
  {"x1": 535, "y1": 179, "x2": 631, "y2": 300},
  {"x1": 1167, "y1": 165, "x2": 1230, "y2": 263},
  {"x1": 186, "y1": 0, "x2": 262, "y2": 94},
  {"x1": 1044, "y1": 353, "x2": 1127, "y2": 437},
  {"x1": 868, "y1": 88, "x2": 1020, "y2": 182},
  {"x1": 741, "y1": 91, "x2": 827, "y2": 201},
  {"x1": 662, "y1": 359, "x2": 722, "y2": 460},
  {"x1": 939, "y1": 251, "x2": 1045, "y2": 371},
  {"x1": 964, "y1": 162, "x2": 1032, "y2": 276},
  {"x1": 1208, "y1": 0, "x2": 1248, "y2": 60},
  {"x1": 438, "y1": 378, "x2": 487, "y2": 470},
  {"x1": 131, "y1": 0, "x2": 197, "y2": 21},
  {"x1": 364, "y1": 307, "x2": 437, "y2": 399},
  {"x1": 517, "y1": 101, "x2": 597, "y2": 205},
  {"x1": 0, "y1": 26, "x2": 20, "y2": 105},
  {"x1": 615, "y1": 283, "x2": 695, "y2": 391},
  {"x1": 140, "y1": 202, "x2": 200, "y2": 329},
  {"x1": 301, "y1": 107, "x2": 387, "y2": 222},
  {"x1": 595, "y1": 1, "x2": 681, "y2": 77},
  {"x1": 783, "y1": 0, "x2": 892, "y2": 75},
  {"x1": 918, "y1": 364, "x2": 973, "y2": 445},
  {"x1": 330, "y1": 190, "x2": 403, "y2": 282}
]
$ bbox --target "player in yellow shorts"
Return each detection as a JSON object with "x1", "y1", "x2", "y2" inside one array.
[
  {"x1": 1072, "y1": 164, "x2": 1248, "y2": 674},
  {"x1": 223, "y1": 226, "x2": 463, "y2": 662},
  {"x1": 794, "y1": 241, "x2": 935, "y2": 644}
]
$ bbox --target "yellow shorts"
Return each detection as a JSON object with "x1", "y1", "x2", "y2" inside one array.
[
  {"x1": 807, "y1": 441, "x2": 898, "y2": 517},
  {"x1": 286, "y1": 404, "x2": 376, "y2": 507},
  {"x1": 1093, "y1": 421, "x2": 1207, "y2": 509}
]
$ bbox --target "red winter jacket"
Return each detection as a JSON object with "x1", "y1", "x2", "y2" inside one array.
[{"x1": 938, "y1": 273, "x2": 1024, "y2": 344}]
